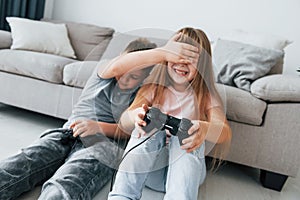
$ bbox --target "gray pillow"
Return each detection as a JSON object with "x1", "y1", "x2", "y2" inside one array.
[{"x1": 213, "y1": 39, "x2": 284, "y2": 91}]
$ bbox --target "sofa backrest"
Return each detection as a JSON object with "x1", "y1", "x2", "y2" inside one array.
[
  {"x1": 0, "y1": 30, "x2": 12, "y2": 49},
  {"x1": 101, "y1": 32, "x2": 167, "y2": 61},
  {"x1": 42, "y1": 19, "x2": 114, "y2": 61}
]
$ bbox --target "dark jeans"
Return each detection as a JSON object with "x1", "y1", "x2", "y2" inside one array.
[{"x1": 0, "y1": 130, "x2": 122, "y2": 200}]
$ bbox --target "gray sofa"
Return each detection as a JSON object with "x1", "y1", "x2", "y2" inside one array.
[
  {"x1": 0, "y1": 19, "x2": 300, "y2": 197},
  {"x1": 0, "y1": 20, "x2": 115, "y2": 119}
]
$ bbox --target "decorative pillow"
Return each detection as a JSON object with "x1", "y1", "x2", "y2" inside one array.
[
  {"x1": 213, "y1": 30, "x2": 291, "y2": 75},
  {"x1": 251, "y1": 75, "x2": 300, "y2": 102},
  {"x1": 6, "y1": 17, "x2": 76, "y2": 58},
  {"x1": 213, "y1": 39, "x2": 284, "y2": 91}
]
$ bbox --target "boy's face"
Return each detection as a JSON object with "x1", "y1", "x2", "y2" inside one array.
[{"x1": 118, "y1": 69, "x2": 148, "y2": 90}]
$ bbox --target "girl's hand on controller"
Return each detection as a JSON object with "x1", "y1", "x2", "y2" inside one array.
[
  {"x1": 133, "y1": 104, "x2": 150, "y2": 138},
  {"x1": 181, "y1": 120, "x2": 207, "y2": 153}
]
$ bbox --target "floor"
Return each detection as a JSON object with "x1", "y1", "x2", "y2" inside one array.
[{"x1": 0, "y1": 103, "x2": 299, "y2": 200}]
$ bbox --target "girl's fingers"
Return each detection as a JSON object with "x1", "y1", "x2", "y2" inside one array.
[
  {"x1": 186, "y1": 145, "x2": 198, "y2": 153},
  {"x1": 181, "y1": 140, "x2": 193, "y2": 150},
  {"x1": 188, "y1": 121, "x2": 200, "y2": 135},
  {"x1": 135, "y1": 114, "x2": 146, "y2": 127},
  {"x1": 141, "y1": 104, "x2": 149, "y2": 113},
  {"x1": 180, "y1": 134, "x2": 195, "y2": 149},
  {"x1": 182, "y1": 43, "x2": 199, "y2": 53},
  {"x1": 170, "y1": 32, "x2": 181, "y2": 42},
  {"x1": 134, "y1": 122, "x2": 146, "y2": 138},
  {"x1": 182, "y1": 135, "x2": 194, "y2": 144}
]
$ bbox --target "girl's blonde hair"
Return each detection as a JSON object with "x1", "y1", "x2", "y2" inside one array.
[{"x1": 129, "y1": 27, "x2": 230, "y2": 170}]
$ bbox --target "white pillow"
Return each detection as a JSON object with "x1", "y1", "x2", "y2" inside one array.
[
  {"x1": 6, "y1": 17, "x2": 76, "y2": 58},
  {"x1": 220, "y1": 29, "x2": 292, "y2": 50}
]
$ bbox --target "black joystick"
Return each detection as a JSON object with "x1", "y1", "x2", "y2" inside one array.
[{"x1": 143, "y1": 107, "x2": 193, "y2": 145}]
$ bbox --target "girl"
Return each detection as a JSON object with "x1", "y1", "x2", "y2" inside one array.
[{"x1": 108, "y1": 27, "x2": 232, "y2": 200}]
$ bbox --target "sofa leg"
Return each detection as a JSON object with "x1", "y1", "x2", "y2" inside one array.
[{"x1": 260, "y1": 169, "x2": 288, "y2": 191}]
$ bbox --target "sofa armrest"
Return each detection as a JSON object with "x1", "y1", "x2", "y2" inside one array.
[
  {"x1": 0, "y1": 30, "x2": 12, "y2": 49},
  {"x1": 250, "y1": 74, "x2": 300, "y2": 102}
]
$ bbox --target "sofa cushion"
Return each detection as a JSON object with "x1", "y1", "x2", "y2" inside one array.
[
  {"x1": 251, "y1": 75, "x2": 300, "y2": 102},
  {"x1": 63, "y1": 61, "x2": 99, "y2": 88},
  {"x1": 214, "y1": 30, "x2": 291, "y2": 75},
  {"x1": 0, "y1": 49, "x2": 75, "y2": 83},
  {"x1": 216, "y1": 83, "x2": 267, "y2": 126},
  {"x1": 7, "y1": 17, "x2": 76, "y2": 59},
  {"x1": 213, "y1": 39, "x2": 284, "y2": 92},
  {"x1": 42, "y1": 19, "x2": 115, "y2": 61},
  {"x1": 0, "y1": 30, "x2": 12, "y2": 49}
]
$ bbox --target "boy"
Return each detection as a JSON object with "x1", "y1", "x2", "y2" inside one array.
[
  {"x1": 0, "y1": 36, "x2": 195, "y2": 199},
  {"x1": 0, "y1": 38, "x2": 156, "y2": 199}
]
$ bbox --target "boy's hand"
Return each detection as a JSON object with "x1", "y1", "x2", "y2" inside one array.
[
  {"x1": 180, "y1": 120, "x2": 206, "y2": 153},
  {"x1": 70, "y1": 120, "x2": 101, "y2": 137},
  {"x1": 161, "y1": 33, "x2": 199, "y2": 65}
]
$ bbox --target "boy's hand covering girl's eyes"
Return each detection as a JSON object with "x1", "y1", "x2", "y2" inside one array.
[
  {"x1": 133, "y1": 104, "x2": 149, "y2": 138},
  {"x1": 161, "y1": 33, "x2": 199, "y2": 65},
  {"x1": 181, "y1": 120, "x2": 205, "y2": 153}
]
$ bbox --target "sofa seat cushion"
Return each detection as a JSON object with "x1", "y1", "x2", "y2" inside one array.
[
  {"x1": 251, "y1": 74, "x2": 300, "y2": 102},
  {"x1": 63, "y1": 61, "x2": 99, "y2": 88},
  {"x1": 216, "y1": 83, "x2": 267, "y2": 125},
  {"x1": 0, "y1": 49, "x2": 75, "y2": 83}
]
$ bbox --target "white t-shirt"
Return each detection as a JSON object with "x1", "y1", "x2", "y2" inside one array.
[
  {"x1": 159, "y1": 86, "x2": 196, "y2": 120},
  {"x1": 146, "y1": 85, "x2": 220, "y2": 120}
]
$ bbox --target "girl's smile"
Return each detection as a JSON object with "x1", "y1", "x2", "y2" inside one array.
[
  {"x1": 167, "y1": 62, "x2": 197, "y2": 91},
  {"x1": 173, "y1": 67, "x2": 189, "y2": 76}
]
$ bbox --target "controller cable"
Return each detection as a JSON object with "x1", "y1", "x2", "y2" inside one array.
[{"x1": 110, "y1": 132, "x2": 156, "y2": 191}]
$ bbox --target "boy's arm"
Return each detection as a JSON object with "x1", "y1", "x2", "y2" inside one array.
[
  {"x1": 97, "y1": 121, "x2": 131, "y2": 139},
  {"x1": 98, "y1": 33, "x2": 199, "y2": 79}
]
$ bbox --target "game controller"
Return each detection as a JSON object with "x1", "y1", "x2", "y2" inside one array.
[
  {"x1": 142, "y1": 107, "x2": 193, "y2": 145},
  {"x1": 40, "y1": 128, "x2": 76, "y2": 144}
]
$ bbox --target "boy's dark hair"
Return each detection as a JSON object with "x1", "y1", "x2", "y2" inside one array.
[
  {"x1": 124, "y1": 38, "x2": 157, "y2": 53},
  {"x1": 124, "y1": 38, "x2": 157, "y2": 75}
]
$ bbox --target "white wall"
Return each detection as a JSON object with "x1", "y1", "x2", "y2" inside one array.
[
  {"x1": 48, "y1": 0, "x2": 300, "y2": 75},
  {"x1": 44, "y1": 0, "x2": 54, "y2": 19}
]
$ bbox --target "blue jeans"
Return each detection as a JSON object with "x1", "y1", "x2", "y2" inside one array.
[
  {"x1": 0, "y1": 129, "x2": 121, "y2": 200},
  {"x1": 108, "y1": 130, "x2": 206, "y2": 200}
]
